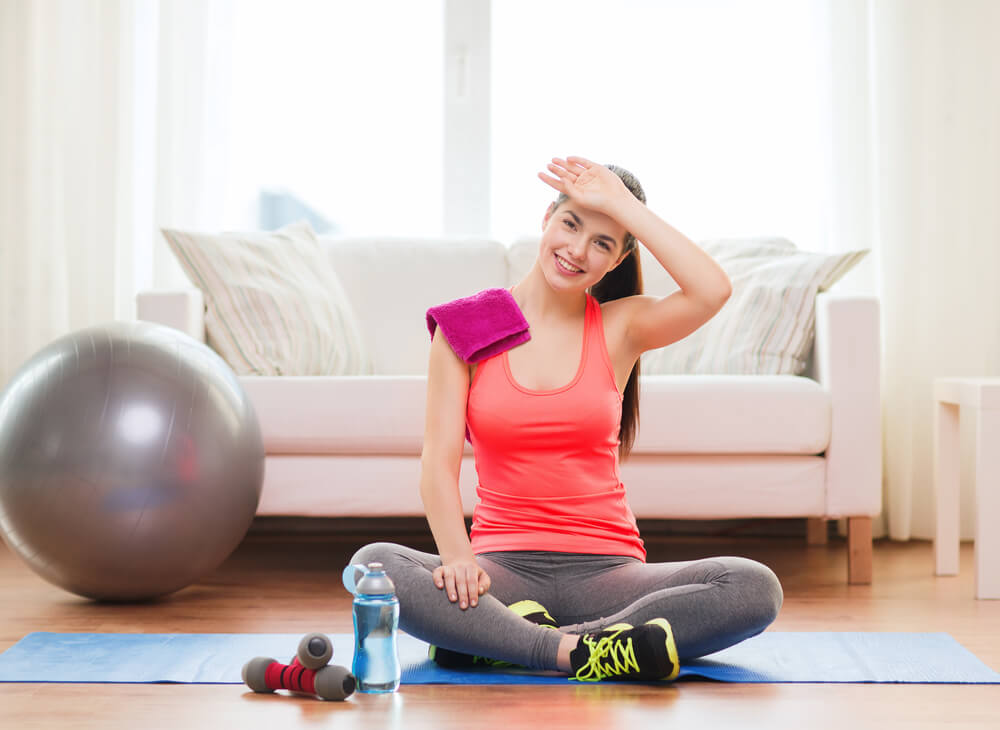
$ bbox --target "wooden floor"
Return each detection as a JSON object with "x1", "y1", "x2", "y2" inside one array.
[{"x1": 2, "y1": 528, "x2": 999, "y2": 729}]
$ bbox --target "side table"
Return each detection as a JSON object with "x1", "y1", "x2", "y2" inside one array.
[{"x1": 933, "y1": 377, "x2": 1000, "y2": 599}]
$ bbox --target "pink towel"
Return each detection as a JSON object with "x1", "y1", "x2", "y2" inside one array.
[
  {"x1": 426, "y1": 288, "x2": 530, "y2": 364},
  {"x1": 427, "y1": 288, "x2": 530, "y2": 445}
]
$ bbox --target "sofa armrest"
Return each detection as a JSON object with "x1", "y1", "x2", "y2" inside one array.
[
  {"x1": 136, "y1": 289, "x2": 206, "y2": 343},
  {"x1": 813, "y1": 292, "x2": 882, "y2": 517}
]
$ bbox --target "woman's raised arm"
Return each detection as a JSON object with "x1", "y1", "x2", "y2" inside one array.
[{"x1": 542, "y1": 156, "x2": 733, "y2": 355}]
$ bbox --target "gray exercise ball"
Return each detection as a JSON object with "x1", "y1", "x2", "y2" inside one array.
[{"x1": 0, "y1": 321, "x2": 264, "y2": 601}]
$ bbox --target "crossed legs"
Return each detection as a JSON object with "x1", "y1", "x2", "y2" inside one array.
[{"x1": 350, "y1": 543, "x2": 783, "y2": 671}]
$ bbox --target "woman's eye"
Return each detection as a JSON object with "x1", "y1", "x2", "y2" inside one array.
[
  {"x1": 596, "y1": 241, "x2": 609, "y2": 250},
  {"x1": 563, "y1": 219, "x2": 575, "y2": 229}
]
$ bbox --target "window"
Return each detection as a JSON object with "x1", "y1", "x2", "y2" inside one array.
[
  {"x1": 223, "y1": 0, "x2": 444, "y2": 236},
  {"x1": 219, "y1": 1, "x2": 831, "y2": 249},
  {"x1": 490, "y1": 0, "x2": 830, "y2": 250}
]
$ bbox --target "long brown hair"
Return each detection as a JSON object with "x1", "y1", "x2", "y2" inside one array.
[{"x1": 553, "y1": 164, "x2": 646, "y2": 461}]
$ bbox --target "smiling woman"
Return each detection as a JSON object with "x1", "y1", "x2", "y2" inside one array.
[{"x1": 345, "y1": 156, "x2": 782, "y2": 685}]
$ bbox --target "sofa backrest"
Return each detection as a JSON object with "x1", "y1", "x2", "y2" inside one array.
[
  {"x1": 322, "y1": 237, "x2": 509, "y2": 375},
  {"x1": 325, "y1": 235, "x2": 689, "y2": 376}
]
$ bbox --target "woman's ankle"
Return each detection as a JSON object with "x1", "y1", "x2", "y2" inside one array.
[{"x1": 556, "y1": 633, "x2": 580, "y2": 672}]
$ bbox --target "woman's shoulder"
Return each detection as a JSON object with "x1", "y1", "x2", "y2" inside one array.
[
  {"x1": 597, "y1": 293, "x2": 660, "y2": 329},
  {"x1": 596, "y1": 294, "x2": 652, "y2": 364},
  {"x1": 596, "y1": 294, "x2": 631, "y2": 331}
]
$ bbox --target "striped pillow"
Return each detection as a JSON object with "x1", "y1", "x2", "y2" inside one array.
[
  {"x1": 161, "y1": 221, "x2": 371, "y2": 376},
  {"x1": 640, "y1": 238, "x2": 868, "y2": 375}
]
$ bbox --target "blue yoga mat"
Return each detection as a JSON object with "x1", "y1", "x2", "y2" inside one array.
[{"x1": 0, "y1": 631, "x2": 998, "y2": 684}]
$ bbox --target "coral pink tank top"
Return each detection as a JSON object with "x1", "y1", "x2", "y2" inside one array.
[{"x1": 466, "y1": 293, "x2": 646, "y2": 560}]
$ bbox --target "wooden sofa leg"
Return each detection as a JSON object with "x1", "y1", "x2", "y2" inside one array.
[
  {"x1": 806, "y1": 518, "x2": 829, "y2": 545},
  {"x1": 847, "y1": 517, "x2": 873, "y2": 584}
]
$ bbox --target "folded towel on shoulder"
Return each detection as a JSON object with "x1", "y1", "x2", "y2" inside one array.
[{"x1": 426, "y1": 288, "x2": 530, "y2": 364}]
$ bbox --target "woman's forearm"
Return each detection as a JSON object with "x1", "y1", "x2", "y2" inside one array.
[
  {"x1": 610, "y1": 195, "x2": 731, "y2": 303},
  {"x1": 419, "y1": 470, "x2": 475, "y2": 563}
]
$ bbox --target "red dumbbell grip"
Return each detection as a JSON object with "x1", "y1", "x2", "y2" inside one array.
[{"x1": 265, "y1": 659, "x2": 317, "y2": 695}]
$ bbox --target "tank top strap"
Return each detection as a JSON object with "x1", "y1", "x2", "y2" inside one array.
[{"x1": 584, "y1": 293, "x2": 620, "y2": 396}]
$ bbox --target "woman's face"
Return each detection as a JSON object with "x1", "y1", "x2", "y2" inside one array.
[{"x1": 539, "y1": 202, "x2": 629, "y2": 291}]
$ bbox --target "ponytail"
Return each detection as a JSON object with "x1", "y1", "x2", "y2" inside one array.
[{"x1": 591, "y1": 248, "x2": 643, "y2": 461}]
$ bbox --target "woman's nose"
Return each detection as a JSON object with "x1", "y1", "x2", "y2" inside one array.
[{"x1": 567, "y1": 236, "x2": 586, "y2": 260}]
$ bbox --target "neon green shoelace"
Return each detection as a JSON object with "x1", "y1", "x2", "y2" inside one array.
[{"x1": 572, "y1": 628, "x2": 640, "y2": 682}]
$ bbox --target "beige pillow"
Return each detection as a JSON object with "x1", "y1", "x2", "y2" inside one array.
[
  {"x1": 640, "y1": 238, "x2": 868, "y2": 375},
  {"x1": 161, "y1": 221, "x2": 371, "y2": 376}
]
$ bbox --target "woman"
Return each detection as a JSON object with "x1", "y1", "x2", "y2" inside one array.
[{"x1": 352, "y1": 156, "x2": 782, "y2": 682}]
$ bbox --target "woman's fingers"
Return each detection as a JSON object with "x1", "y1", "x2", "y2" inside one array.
[
  {"x1": 555, "y1": 157, "x2": 590, "y2": 177},
  {"x1": 540, "y1": 156, "x2": 594, "y2": 195},
  {"x1": 434, "y1": 565, "x2": 459, "y2": 603},
  {"x1": 548, "y1": 161, "x2": 579, "y2": 182},
  {"x1": 478, "y1": 569, "x2": 491, "y2": 595},
  {"x1": 443, "y1": 570, "x2": 458, "y2": 603},
  {"x1": 454, "y1": 567, "x2": 473, "y2": 609},
  {"x1": 434, "y1": 563, "x2": 490, "y2": 609},
  {"x1": 434, "y1": 564, "x2": 477, "y2": 609},
  {"x1": 467, "y1": 571, "x2": 480, "y2": 607},
  {"x1": 537, "y1": 171, "x2": 564, "y2": 191}
]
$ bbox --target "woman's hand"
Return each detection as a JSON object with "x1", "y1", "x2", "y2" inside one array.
[
  {"x1": 433, "y1": 557, "x2": 491, "y2": 610},
  {"x1": 538, "y1": 156, "x2": 632, "y2": 216}
]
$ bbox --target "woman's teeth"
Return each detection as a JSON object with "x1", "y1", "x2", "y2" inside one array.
[{"x1": 555, "y1": 254, "x2": 583, "y2": 274}]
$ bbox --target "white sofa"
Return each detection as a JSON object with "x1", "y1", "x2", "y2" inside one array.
[{"x1": 138, "y1": 236, "x2": 882, "y2": 584}]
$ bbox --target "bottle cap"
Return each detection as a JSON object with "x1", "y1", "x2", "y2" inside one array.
[{"x1": 354, "y1": 562, "x2": 396, "y2": 597}]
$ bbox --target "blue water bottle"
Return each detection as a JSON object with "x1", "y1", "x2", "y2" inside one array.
[{"x1": 343, "y1": 562, "x2": 400, "y2": 693}]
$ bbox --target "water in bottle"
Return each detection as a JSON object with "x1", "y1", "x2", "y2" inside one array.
[{"x1": 343, "y1": 562, "x2": 400, "y2": 693}]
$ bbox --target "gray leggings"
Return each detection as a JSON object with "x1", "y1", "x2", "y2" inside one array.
[{"x1": 350, "y1": 543, "x2": 783, "y2": 672}]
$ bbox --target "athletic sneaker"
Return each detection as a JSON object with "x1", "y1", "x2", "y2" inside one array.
[
  {"x1": 569, "y1": 618, "x2": 680, "y2": 682},
  {"x1": 428, "y1": 599, "x2": 559, "y2": 669}
]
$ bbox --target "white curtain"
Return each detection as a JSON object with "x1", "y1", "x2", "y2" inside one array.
[
  {"x1": 875, "y1": 0, "x2": 1000, "y2": 540},
  {"x1": 827, "y1": 0, "x2": 1000, "y2": 540},
  {"x1": 0, "y1": 0, "x2": 132, "y2": 384},
  {"x1": 0, "y1": 0, "x2": 231, "y2": 388}
]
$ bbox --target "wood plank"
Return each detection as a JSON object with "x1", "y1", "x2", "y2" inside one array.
[
  {"x1": 806, "y1": 518, "x2": 829, "y2": 545},
  {"x1": 847, "y1": 516, "x2": 873, "y2": 584},
  {"x1": 935, "y1": 399, "x2": 961, "y2": 574}
]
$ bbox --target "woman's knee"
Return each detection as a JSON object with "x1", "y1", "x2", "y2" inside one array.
[
  {"x1": 350, "y1": 541, "x2": 409, "y2": 571},
  {"x1": 722, "y1": 557, "x2": 784, "y2": 626}
]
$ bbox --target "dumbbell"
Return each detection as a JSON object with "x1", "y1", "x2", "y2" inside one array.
[
  {"x1": 242, "y1": 656, "x2": 355, "y2": 701},
  {"x1": 296, "y1": 632, "x2": 334, "y2": 670},
  {"x1": 242, "y1": 632, "x2": 355, "y2": 701}
]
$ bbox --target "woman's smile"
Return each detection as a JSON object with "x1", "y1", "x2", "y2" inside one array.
[{"x1": 554, "y1": 253, "x2": 585, "y2": 275}]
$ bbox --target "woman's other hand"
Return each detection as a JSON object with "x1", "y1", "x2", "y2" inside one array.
[
  {"x1": 538, "y1": 156, "x2": 632, "y2": 215},
  {"x1": 433, "y1": 558, "x2": 491, "y2": 609}
]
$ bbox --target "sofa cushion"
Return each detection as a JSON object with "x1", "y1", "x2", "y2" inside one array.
[
  {"x1": 639, "y1": 238, "x2": 868, "y2": 375},
  {"x1": 241, "y1": 374, "x2": 830, "y2": 456},
  {"x1": 322, "y1": 237, "x2": 509, "y2": 376},
  {"x1": 632, "y1": 375, "x2": 830, "y2": 454},
  {"x1": 241, "y1": 376, "x2": 433, "y2": 454},
  {"x1": 254, "y1": 453, "x2": 827, "y2": 518},
  {"x1": 161, "y1": 221, "x2": 370, "y2": 376}
]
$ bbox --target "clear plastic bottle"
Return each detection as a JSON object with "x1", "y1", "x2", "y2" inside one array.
[{"x1": 343, "y1": 562, "x2": 400, "y2": 693}]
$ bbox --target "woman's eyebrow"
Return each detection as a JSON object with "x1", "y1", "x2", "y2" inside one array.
[{"x1": 564, "y1": 209, "x2": 620, "y2": 248}]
